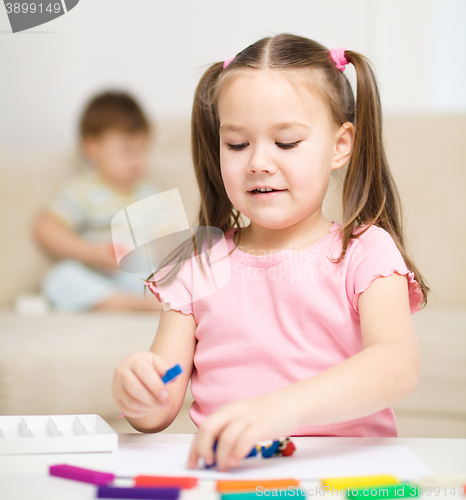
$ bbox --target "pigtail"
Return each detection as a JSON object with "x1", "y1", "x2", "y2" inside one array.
[
  {"x1": 189, "y1": 63, "x2": 247, "y2": 269},
  {"x1": 336, "y1": 50, "x2": 430, "y2": 308},
  {"x1": 146, "y1": 62, "x2": 241, "y2": 287},
  {"x1": 339, "y1": 51, "x2": 399, "y2": 237},
  {"x1": 191, "y1": 63, "x2": 238, "y2": 232}
]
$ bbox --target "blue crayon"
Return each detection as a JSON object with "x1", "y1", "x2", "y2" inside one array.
[
  {"x1": 117, "y1": 364, "x2": 183, "y2": 420},
  {"x1": 162, "y1": 364, "x2": 183, "y2": 384}
]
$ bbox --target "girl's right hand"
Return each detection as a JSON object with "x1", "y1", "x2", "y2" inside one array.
[{"x1": 112, "y1": 352, "x2": 172, "y2": 419}]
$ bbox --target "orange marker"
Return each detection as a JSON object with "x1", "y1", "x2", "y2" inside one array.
[
  {"x1": 134, "y1": 475, "x2": 198, "y2": 489},
  {"x1": 217, "y1": 478, "x2": 299, "y2": 492}
]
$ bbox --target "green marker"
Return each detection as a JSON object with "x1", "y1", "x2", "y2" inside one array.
[{"x1": 346, "y1": 483, "x2": 421, "y2": 498}]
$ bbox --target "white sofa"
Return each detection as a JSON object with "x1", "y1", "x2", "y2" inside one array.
[{"x1": 1, "y1": 116, "x2": 465, "y2": 437}]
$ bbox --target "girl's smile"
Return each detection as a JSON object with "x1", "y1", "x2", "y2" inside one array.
[{"x1": 247, "y1": 186, "x2": 287, "y2": 200}]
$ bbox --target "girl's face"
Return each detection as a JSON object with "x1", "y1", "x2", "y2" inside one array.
[{"x1": 218, "y1": 70, "x2": 353, "y2": 232}]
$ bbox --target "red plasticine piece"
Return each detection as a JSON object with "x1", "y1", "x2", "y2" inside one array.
[{"x1": 278, "y1": 437, "x2": 297, "y2": 456}]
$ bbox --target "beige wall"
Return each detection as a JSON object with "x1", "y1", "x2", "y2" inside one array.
[
  {"x1": 386, "y1": 116, "x2": 466, "y2": 310},
  {"x1": 323, "y1": 115, "x2": 466, "y2": 311}
]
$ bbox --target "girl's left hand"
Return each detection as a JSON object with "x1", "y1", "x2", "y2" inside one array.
[{"x1": 187, "y1": 390, "x2": 301, "y2": 471}]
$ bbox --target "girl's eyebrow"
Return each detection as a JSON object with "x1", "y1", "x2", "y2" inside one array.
[
  {"x1": 273, "y1": 122, "x2": 310, "y2": 130},
  {"x1": 220, "y1": 121, "x2": 309, "y2": 132}
]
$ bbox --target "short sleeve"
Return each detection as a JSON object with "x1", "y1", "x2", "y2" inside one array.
[
  {"x1": 42, "y1": 182, "x2": 87, "y2": 232},
  {"x1": 145, "y1": 235, "x2": 232, "y2": 317},
  {"x1": 145, "y1": 258, "x2": 194, "y2": 316},
  {"x1": 346, "y1": 226, "x2": 423, "y2": 315}
]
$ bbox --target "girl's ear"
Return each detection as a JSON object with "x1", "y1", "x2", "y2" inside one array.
[{"x1": 331, "y1": 122, "x2": 355, "y2": 171}]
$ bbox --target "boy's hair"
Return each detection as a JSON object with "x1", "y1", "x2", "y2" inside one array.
[
  {"x1": 149, "y1": 33, "x2": 429, "y2": 309},
  {"x1": 79, "y1": 91, "x2": 150, "y2": 139}
]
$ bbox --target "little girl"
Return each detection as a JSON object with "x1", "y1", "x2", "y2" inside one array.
[{"x1": 112, "y1": 33, "x2": 429, "y2": 471}]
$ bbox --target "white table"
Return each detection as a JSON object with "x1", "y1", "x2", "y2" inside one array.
[{"x1": 1, "y1": 434, "x2": 465, "y2": 499}]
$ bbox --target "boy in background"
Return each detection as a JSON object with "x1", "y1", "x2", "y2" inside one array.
[{"x1": 33, "y1": 91, "x2": 162, "y2": 312}]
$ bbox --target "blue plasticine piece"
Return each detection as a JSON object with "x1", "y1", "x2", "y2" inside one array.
[
  {"x1": 246, "y1": 445, "x2": 258, "y2": 458},
  {"x1": 261, "y1": 440, "x2": 280, "y2": 458},
  {"x1": 204, "y1": 441, "x2": 262, "y2": 468},
  {"x1": 205, "y1": 437, "x2": 296, "y2": 467},
  {"x1": 162, "y1": 364, "x2": 183, "y2": 384}
]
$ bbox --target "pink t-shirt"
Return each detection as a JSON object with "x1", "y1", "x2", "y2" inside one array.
[{"x1": 146, "y1": 221, "x2": 423, "y2": 437}]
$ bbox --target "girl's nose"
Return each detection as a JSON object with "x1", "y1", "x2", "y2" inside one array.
[{"x1": 247, "y1": 146, "x2": 276, "y2": 174}]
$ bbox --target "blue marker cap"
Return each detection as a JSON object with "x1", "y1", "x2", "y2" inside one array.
[{"x1": 162, "y1": 364, "x2": 183, "y2": 384}]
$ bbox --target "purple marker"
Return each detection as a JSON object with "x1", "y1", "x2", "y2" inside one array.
[
  {"x1": 97, "y1": 485, "x2": 180, "y2": 499},
  {"x1": 49, "y1": 464, "x2": 115, "y2": 485}
]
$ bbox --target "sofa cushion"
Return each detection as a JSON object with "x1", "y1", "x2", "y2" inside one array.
[{"x1": 0, "y1": 310, "x2": 159, "y2": 419}]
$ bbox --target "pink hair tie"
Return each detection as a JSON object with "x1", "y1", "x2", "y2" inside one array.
[
  {"x1": 223, "y1": 57, "x2": 235, "y2": 70},
  {"x1": 329, "y1": 47, "x2": 349, "y2": 72}
]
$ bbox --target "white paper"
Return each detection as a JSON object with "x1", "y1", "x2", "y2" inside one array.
[{"x1": 106, "y1": 442, "x2": 432, "y2": 481}]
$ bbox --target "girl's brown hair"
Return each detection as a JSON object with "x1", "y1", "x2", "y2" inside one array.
[{"x1": 149, "y1": 33, "x2": 429, "y2": 309}]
